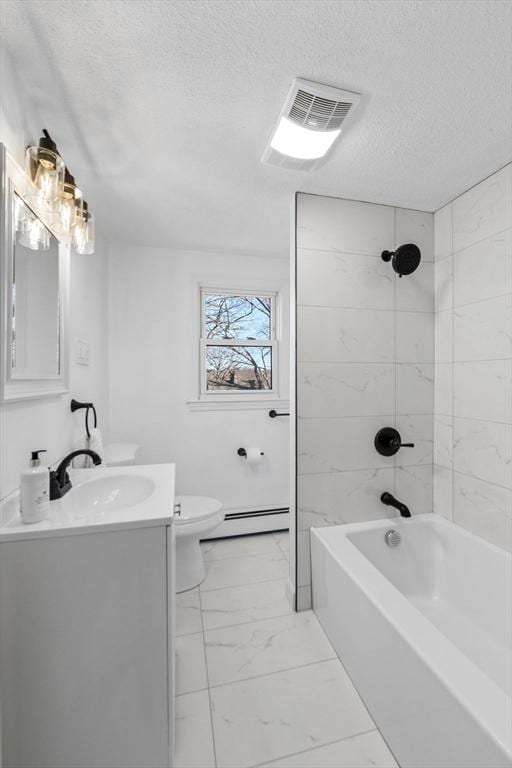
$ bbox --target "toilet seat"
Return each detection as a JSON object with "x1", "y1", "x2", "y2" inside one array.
[{"x1": 174, "y1": 495, "x2": 222, "y2": 525}]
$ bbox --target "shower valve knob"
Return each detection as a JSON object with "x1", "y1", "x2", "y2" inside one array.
[{"x1": 374, "y1": 427, "x2": 414, "y2": 456}]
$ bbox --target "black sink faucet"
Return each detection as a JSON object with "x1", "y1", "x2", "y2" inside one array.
[
  {"x1": 49, "y1": 450, "x2": 102, "y2": 500},
  {"x1": 381, "y1": 491, "x2": 411, "y2": 518}
]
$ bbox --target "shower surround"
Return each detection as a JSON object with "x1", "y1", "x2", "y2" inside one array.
[
  {"x1": 433, "y1": 164, "x2": 512, "y2": 551},
  {"x1": 295, "y1": 194, "x2": 434, "y2": 609}
]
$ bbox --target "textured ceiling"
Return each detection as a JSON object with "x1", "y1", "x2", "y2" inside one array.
[{"x1": 1, "y1": 0, "x2": 511, "y2": 255}]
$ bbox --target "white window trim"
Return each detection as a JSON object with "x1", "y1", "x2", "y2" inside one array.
[{"x1": 192, "y1": 284, "x2": 283, "y2": 404}]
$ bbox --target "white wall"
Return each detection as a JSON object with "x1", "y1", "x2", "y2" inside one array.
[
  {"x1": 0, "y1": 46, "x2": 109, "y2": 500},
  {"x1": 108, "y1": 245, "x2": 289, "y2": 514},
  {"x1": 295, "y1": 194, "x2": 434, "y2": 609},
  {"x1": 433, "y1": 164, "x2": 512, "y2": 550}
]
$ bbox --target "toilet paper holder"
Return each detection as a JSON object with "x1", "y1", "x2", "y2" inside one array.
[{"x1": 237, "y1": 448, "x2": 264, "y2": 458}]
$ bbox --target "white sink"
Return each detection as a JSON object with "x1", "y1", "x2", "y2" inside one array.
[
  {"x1": 69, "y1": 474, "x2": 156, "y2": 512},
  {"x1": 0, "y1": 464, "x2": 175, "y2": 541}
]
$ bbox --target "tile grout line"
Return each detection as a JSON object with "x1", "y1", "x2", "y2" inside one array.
[
  {"x1": 298, "y1": 303, "x2": 434, "y2": 313},
  {"x1": 198, "y1": 580, "x2": 219, "y2": 768},
  {"x1": 206, "y1": 655, "x2": 341, "y2": 692},
  {"x1": 434, "y1": 223, "x2": 511, "y2": 262},
  {"x1": 184, "y1": 609, "x2": 295, "y2": 637},
  {"x1": 248, "y1": 728, "x2": 381, "y2": 768},
  {"x1": 204, "y1": 607, "x2": 311, "y2": 637}
]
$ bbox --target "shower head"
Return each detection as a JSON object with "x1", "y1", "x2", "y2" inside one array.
[{"x1": 381, "y1": 243, "x2": 421, "y2": 277}]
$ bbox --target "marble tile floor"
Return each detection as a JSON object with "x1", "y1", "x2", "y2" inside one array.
[{"x1": 175, "y1": 531, "x2": 398, "y2": 768}]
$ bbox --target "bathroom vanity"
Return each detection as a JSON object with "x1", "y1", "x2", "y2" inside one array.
[{"x1": 0, "y1": 464, "x2": 176, "y2": 768}]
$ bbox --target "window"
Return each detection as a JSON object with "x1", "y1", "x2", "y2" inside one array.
[{"x1": 200, "y1": 289, "x2": 278, "y2": 397}]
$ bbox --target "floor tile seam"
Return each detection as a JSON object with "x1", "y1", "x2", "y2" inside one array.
[
  {"x1": 207, "y1": 654, "x2": 341, "y2": 691},
  {"x1": 201, "y1": 610, "x2": 296, "y2": 634},
  {"x1": 202, "y1": 609, "x2": 319, "y2": 638},
  {"x1": 198, "y1": 584, "x2": 219, "y2": 768},
  {"x1": 200, "y1": 574, "x2": 291, "y2": 593},
  {"x1": 201, "y1": 547, "x2": 286, "y2": 564},
  {"x1": 203, "y1": 551, "x2": 286, "y2": 565},
  {"x1": 176, "y1": 685, "x2": 208, "y2": 699},
  {"x1": 247, "y1": 728, "x2": 380, "y2": 768},
  {"x1": 199, "y1": 577, "x2": 289, "y2": 595}
]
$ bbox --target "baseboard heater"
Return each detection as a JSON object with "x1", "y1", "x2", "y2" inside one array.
[
  {"x1": 208, "y1": 507, "x2": 290, "y2": 538},
  {"x1": 225, "y1": 507, "x2": 289, "y2": 520}
]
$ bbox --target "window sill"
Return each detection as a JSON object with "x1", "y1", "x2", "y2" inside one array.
[{"x1": 187, "y1": 398, "x2": 290, "y2": 413}]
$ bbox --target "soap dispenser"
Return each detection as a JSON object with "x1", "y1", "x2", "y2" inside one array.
[{"x1": 20, "y1": 450, "x2": 50, "y2": 524}]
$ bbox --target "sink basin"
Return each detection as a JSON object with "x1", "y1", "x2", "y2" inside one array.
[
  {"x1": 70, "y1": 474, "x2": 156, "y2": 512},
  {"x1": 0, "y1": 464, "x2": 175, "y2": 541}
]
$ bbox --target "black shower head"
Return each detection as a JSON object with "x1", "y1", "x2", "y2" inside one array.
[{"x1": 381, "y1": 243, "x2": 421, "y2": 277}]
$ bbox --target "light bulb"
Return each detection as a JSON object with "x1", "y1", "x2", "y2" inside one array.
[
  {"x1": 59, "y1": 168, "x2": 81, "y2": 233},
  {"x1": 25, "y1": 131, "x2": 64, "y2": 212},
  {"x1": 270, "y1": 117, "x2": 340, "y2": 160},
  {"x1": 73, "y1": 200, "x2": 94, "y2": 254}
]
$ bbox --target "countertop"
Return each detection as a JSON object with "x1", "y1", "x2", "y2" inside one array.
[{"x1": 0, "y1": 463, "x2": 175, "y2": 542}]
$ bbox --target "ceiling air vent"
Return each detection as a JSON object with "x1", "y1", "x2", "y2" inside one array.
[{"x1": 262, "y1": 78, "x2": 361, "y2": 171}]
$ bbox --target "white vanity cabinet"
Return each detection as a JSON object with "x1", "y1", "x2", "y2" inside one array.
[{"x1": 0, "y1": 464, "x2": 176, "y2": 768}]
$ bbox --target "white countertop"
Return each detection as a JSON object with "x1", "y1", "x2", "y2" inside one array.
[{"x1": 0, "y1": 463, "x2": 175, "y2": 542}]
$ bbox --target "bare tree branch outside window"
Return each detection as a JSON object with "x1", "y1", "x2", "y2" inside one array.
[{"x1": 203, "y1": 293, "x2": 274, "y2": 392}]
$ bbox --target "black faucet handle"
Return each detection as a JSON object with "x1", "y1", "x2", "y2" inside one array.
[{"x1": 375, "y1": 428, "x2": 414, "y2": 456}]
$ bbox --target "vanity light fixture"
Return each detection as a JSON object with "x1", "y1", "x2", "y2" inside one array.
[
  {"x1": 25, "y1": 130, "x2": 64, "y2": 212},
  {"x1": 24, "y1": 129, "x2": 95, "y2": 254},
  {"x1": 73, "y1": 199, "x2": 95, "y2": 255},
  {"x1": 59, "y1": 168, "x2": 81, "y2": 234},
  {"x1": 262, "y1": 78, "x2": 361, "y2": 171}
]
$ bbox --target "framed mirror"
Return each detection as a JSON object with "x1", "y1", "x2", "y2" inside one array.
[{"x1": 1, "y1": 143, "x2": 69, "y2": 401}]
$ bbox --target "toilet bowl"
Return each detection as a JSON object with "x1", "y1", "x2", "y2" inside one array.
[{"x1": 174, "y1": 495, "x2": 224, "y2": 592}]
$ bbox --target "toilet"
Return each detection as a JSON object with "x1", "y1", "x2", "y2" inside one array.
[
  {"x1": 174, "y1": 495, "x2": 224, "y2": 592},
  {"x1": 104, "y1": 443, "x2": 140, "y2": 467}
]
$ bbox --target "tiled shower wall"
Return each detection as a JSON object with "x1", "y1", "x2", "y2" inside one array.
[
  {"x1": 295, "y1": 194, "x2": 434, "y2": 609},
  {"x1": 433, "y1": 164, "x2": 512, "y2": 551}
]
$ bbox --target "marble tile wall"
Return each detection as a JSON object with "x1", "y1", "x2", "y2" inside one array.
[
  {"x1": 433, "y1": 164, "x2": 512, "y2": 551},
  {"x1": 296, "y1": 194, "x2": 434, "y2": 609}
]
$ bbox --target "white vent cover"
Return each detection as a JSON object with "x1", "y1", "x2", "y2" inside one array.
[{"x1": 262, "y1": 78, "x2": 361, "y2": 171}]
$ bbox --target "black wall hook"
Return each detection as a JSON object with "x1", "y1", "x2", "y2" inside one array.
[
  {"x1": 237, "y1": 448, "x2": 265, "y2": 458},
  {"x1": 70, "y1": 398, "x2": 97, "y2": 438}
]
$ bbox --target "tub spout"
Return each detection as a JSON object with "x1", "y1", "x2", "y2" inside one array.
[{"x1": 380, "y1": 492, "x2": 411, "y2": 518}]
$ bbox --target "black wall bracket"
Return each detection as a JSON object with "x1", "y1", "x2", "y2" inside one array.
[
  {"x1": 70, "y1": 398, "x2": 97, "y2": 438},
  {"x1": 237, "y1": 448, "x2": 265, "y2": 458},
  {"x1": 269, "y1": 410, "x2": 290, "y2": 418}
]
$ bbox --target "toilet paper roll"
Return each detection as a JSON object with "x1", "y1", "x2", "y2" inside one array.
[{"x1": 245, "y1": 447, "x2": 263, "y2": 465}]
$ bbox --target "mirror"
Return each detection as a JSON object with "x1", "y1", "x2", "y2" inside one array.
[
  {"x1": 11, "y1": 193, "x2": 60, "y2": 378},
  {"x1": 1, "y1": 143, "x2": 69, "y2": 401}
]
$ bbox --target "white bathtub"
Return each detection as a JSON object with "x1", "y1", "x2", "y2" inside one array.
[{"x1": 311, "y1": 513, "x2": 512, "y2": 768}]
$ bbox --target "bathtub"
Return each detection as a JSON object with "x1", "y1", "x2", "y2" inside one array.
[{"x1": 311, "y1": 513, "x2": 512, "y2": 768}]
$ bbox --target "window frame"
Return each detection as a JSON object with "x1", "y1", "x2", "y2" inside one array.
[{"x1": 199, "y1": 286, "x2": 279, "y2": 402}]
